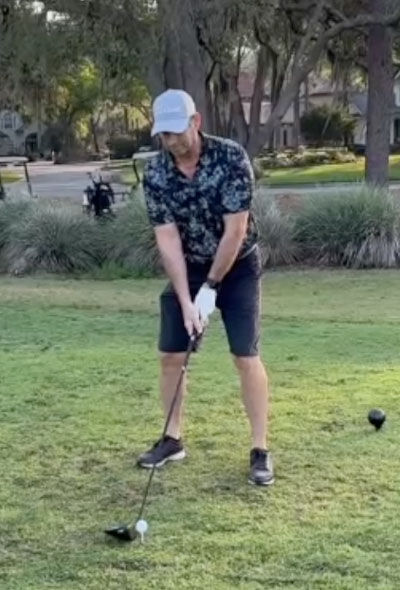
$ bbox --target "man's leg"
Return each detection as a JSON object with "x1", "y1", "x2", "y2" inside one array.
[
  {"x1": 137, "y1": 285, "x2": 192, "y2": 469},
  {"x1": 233, "y1": 355, "x2": 269, "y2": 450},
  {"x1": 219, "y1": 247, "x2": 274, "y2": 485},
  {"x1": 160, "y1": 352, "x2": 187, "y2": 439}
]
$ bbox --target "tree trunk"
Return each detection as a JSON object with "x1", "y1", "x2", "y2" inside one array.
[
  {"x1": 304, "y1": 77, "x2": 310, "y2": 114},
  {"x1": 246, "y1": 36, "x2": 327, "y2": 158},
  {"x1": 293, "y1": 87, "x2": 301, "y2": 150},
  {"x1": 90, "y1": 116, "x2": 99, "y2": 153},
  {"x1": 248, "y1": 46, "x2": 268, "y2": 142},
  {"x1": 158, "y1": 0, "x2": 211, "y2": 132},
  {"x1": 230, "y1": 86, "x2": 248, "y2": 145},
  {"x1": 212, "y1": 69, "x2": 232, "y2": 136},
  {"x1": 365, "y1": 0, "x2": 394, "y2": 186},
  {"x1": 123, "y1": 106, "x2": 129, "y2": 135}
]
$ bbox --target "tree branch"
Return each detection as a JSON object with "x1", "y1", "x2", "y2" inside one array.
[{"x1": 324, "y1": 8, "x2": 400, "y2": 41}]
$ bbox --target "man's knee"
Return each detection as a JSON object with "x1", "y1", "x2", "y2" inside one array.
[
  {"x1": 160, "y1": 351, "x2": 187, "y2": 372},
  {"x1": 233, "y1": 355, "x2": 261, "y2": 373}
]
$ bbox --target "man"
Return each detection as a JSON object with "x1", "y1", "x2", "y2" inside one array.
[{"x1": 138, "y1": 89, "x2": 273, "y2": 486}]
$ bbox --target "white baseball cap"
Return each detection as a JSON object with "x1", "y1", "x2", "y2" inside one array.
[{"x1": 151, "y1": 89, "x2": 196, "y2": 137}]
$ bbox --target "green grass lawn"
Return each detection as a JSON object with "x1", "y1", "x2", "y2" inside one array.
[
  {"x1": 1, "y1": 171, "x2": 21, "y2": 183},
  {"x1": 113, "y1": 155, "x2": 400, "y2": 188},
  {"x1": 261, "y1": 155, "x2": 400, "y2": 186},
  {"x1": 1, "y1": 270, "x2": 400, "y2": 589}
]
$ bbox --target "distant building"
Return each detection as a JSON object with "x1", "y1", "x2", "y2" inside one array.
[
  {"x1": 0, "y1": 110, "x2": 46, "y2": 156},
  {"x1": 239, "y1": 73, "x2": 400, "y2": 149}
]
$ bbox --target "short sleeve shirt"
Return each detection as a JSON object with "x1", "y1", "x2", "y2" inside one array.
[{"x1": 143, "y1": 133, "x2": 258, "y2": 264}]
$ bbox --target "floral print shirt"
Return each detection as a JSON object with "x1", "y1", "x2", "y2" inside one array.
[{"x1": 143, "y1": 133, "x2": 258, "y2": 263}]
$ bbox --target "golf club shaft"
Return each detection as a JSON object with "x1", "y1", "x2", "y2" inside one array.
[{"x1": 132, "y1": 333, "x2": 199, "y2": 526}]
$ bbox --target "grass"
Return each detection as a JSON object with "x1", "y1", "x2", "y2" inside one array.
[
  {"x1": 261, "y1": 155, "x2": 400, "y2": 186},
  {"x1": 1, "y1": 270, "x2": 400, "y2": 589},
  {"x1": 115, "y1": 155, "x2": 400, "y2": 187},
  {"x1": 1, "y1": 171, "x2": 21, "y2": 183}
]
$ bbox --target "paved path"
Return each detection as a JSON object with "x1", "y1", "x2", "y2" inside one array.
[
  {"x1": 6, "y1": 161, "x2": 130, "y2": 202},
  {"x1": 264, "y1": 181, "x2": 400, "y2": 196},
  {"x1": 5, "y1": 160, "x2": 400, "y2": 201}
]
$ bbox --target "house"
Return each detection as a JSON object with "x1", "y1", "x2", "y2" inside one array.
[
  {"x1": 0, "y1": 110, "x2": 46, "y2": 156},
  {"x1": 239, "y1": 73, "x2": 400, "y2": 149},
  {"x1": 238, "y1": 72, "x2": 296, "y2": 148},
  {"x1": 349, "y1": 85, "x2": 400, "y2": 147}
]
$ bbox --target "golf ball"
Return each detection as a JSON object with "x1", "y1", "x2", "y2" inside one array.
[{"x1": 135, "y1": 519, "x2": 148, "y2": 534}]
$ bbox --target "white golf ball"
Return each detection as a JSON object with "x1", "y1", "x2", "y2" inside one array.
[{"x1": 135, "y1": 519, "x2": 148, "y2": 534}]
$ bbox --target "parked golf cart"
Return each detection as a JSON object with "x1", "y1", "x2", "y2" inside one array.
[
  {"x1": 82, "y1": 171, "x2": 115, "y2": 217},
  {"x1": 0, "y1": 156, "x2": 35, "y2": 200}
]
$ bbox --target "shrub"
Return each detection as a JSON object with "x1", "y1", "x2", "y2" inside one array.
[
  {"x1": 0, "y1": 199, "x2": 34, "y2": 251},
  {"x1": 300, "y1": 105, "x2": 356, "y2": 146},
  {"x1": 294, "y1": 187, "x2": 400, "y2": 267},
  {"x1": 253, "y1": 191, "x2": 298, "y2": 267},
  {"x1": 2, "y1": 203, "x2": 101, "y2": 274},
  {"x1": 107, "y1": 135, "x2": 136, "y2": 159},
  {"x1": 330, "y1": 150, "x2": 357, "y2": 164},
  {"x1": 291, "y1": 151, "x2": 331, "y2": 167},
  {"x1": 104, "y1": 193, "x2": 161, "y2": 276},
  {"x1": 256, "y1": 147, "x2": 357, "y2": 170}
]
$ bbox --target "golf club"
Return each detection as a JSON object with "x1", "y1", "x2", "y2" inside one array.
[{"x1": 105, "y1": 330, "x2": 202, "y2": 542}]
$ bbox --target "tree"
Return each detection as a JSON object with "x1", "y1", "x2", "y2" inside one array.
[
  {"x1": 45, "y1": 60, "x2": 102, "y2": 157},
  {"x1": 365, "y1": 0, "x2": 396, "y2": 186},
  {"x1": 4, "y1": 0, "x2": 400, "y2": 163}
]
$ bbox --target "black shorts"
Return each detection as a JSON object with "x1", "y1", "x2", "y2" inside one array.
[{"x1": 159, "y1": 246, "x2": 262, "y2": 357}]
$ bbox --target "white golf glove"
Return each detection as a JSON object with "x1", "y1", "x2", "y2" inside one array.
[{"x1": 194, "y1": 283, "x2": 217, "y2": 324}]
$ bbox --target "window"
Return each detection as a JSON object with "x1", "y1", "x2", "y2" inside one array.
[
  {"x1": 394, "y1": 119, "x2": 400, "y2": 143},
  {"x1": 395, "y1": 86, "x2": 400, "y2": 107},
  {"x1": 3, "y1": 112, "x2": 13, "y2": 130}
]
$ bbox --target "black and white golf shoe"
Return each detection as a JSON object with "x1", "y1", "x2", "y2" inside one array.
[
  {"x1": 248, "y1": 448, "x2": 274, "y2": 486},
  {"x1": 137, "y1": 436, "x2": 186, "y2": 469}
]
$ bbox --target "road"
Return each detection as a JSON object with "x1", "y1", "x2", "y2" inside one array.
[
  {"x1": 264, "y1": 181, "x2": 400, "y2": 196},
  {"x1": 5, "y1": 160, "x2": 400, "y2": 201},
  {"x1": 5, "y1": 160, "x2": 129, "y2": 202}
]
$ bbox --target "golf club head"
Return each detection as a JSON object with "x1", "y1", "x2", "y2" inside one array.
[
  {"x1": 368, "y1": 408, "x2": 386, "y2": 430},
  {"x1": 104, "y1": 525, "x2": 137, "y2": 542}
]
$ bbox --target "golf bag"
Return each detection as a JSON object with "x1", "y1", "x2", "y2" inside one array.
[{"x1": 83, "y1": 172, "x2": 115, "y2": 217}]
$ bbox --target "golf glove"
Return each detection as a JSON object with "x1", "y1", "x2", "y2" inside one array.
[{"x1": 194, "y1": 283, "x2": 217, "y2": 323}]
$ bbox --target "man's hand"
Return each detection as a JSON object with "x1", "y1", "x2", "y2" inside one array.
[
  {"x1": 182, "y1": 301, "x2": 204, "y2": 337},
  {"x1": 194, "y1": 284, "x2": 217, "y2": 326}
]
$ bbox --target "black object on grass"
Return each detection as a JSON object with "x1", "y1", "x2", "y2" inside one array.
[{"x1": 368, "y1": 408, "x2": 386, "y2": 430}]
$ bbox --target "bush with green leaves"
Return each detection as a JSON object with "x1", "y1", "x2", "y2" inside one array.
[
  {"x1": 295, "y1": 187, "x2": 400, "y2": 268},
  {"x1": 103, "y1": 192, "x2": 161, "y2": 276},
  {"x1": 253, "y1": 191, "x2": 298, "y2": 267},
  {"x1": 107, "y1": 135, "x2": 136, "y2": 159},
  {"x1": 0, "y1": 199, "x2": 34, "y2": 251},
  {"x1": 1, "y1": 202, "x2": 101, "y2": 274},
  {"x1": 2, "y1": 185, "x2": 399, "y2": 276},
  {"x1": 300, "y1": 105, "x2": 356, "y2": 146},
  {"x1": 257, "y1": 147, "x2": 357, "y2": 171}
]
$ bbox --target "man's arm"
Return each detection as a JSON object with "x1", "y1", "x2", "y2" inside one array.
[
  {"x1": 207, "y1": 143, "x2": 254, "y2": 283},
  {"x1": 207, "y1": 211, "x2": 249, "y2": 283},
  {"x1": 155, "y1": 223, "x2": 203, "y2": 335},
  {"x1": 193, "y1": 211, "x2": 248, "y2": 325},
  {"x1": 154, "y1": 223, "x2": 191, "y2": 308}
]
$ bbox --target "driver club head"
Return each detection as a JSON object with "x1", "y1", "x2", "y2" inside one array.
[{"x1": 104, "y1": 525, "x2": 137, "y2": 542}]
